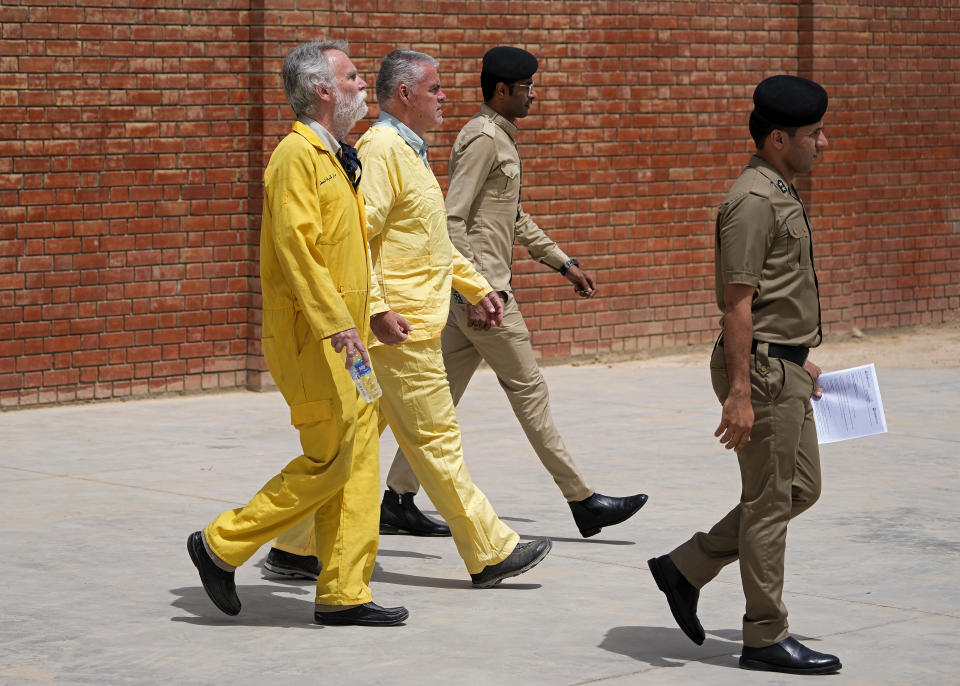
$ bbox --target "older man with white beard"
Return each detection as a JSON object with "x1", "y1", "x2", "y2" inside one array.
[{"x1": 186, "y1": 39, "x2": 409, "y2": 627}]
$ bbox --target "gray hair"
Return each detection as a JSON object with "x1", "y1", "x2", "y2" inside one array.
[
  {"x1": 375, "y1": 49, "x2": 437, "y2": 106},
  {"x1": 282, "y1": 39, "x2": 350, "y2": 117}
]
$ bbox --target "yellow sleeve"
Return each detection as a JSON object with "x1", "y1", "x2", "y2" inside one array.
[
  {"x1": 269, "y1": 147, "x2": 356, "y2": 339},
  {"x1": 357, "y1": 131, "x2": 399, "y2": 317},
  {"x1": 357, "y1": 131, "x2": 399, "y2": 240},
  {"x1": 451, "y1": 246, "x2": 492, "y2": 304},
  {"x1": 367, "y1": 243, "x2": 389, "y2": 317}
]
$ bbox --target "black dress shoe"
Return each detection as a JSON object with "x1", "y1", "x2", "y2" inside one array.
[
  {"x1": 647, "y1": 554, "x2": 704, "y2": 645},
  {"x1": 470, "y1": 538, "x2": 552, "y2": 588},
  {"x1": 187, "y1": 531, "x2": 241, "y2": 616},
  {"x1": 740, "y1": 636, "x2": 841, "y2": 674},
  {"x1": 314, "y1": 602, "x2": 409, "y2": 626},
  {"x1": 569, "y1": 491, "x2": 648, "y2": 537},
  {"x1": 263, "y1": 547, "x2": 320, "y2": 580},
  {"x1": 379, "y1": 489, "x2": 451, "y2": 536}
]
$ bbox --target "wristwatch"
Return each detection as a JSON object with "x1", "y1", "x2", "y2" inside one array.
[{"x1": 559, "y1": 258, "x2": 579, "y2": 276}]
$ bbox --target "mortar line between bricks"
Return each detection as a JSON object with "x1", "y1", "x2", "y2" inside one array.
[{"x1": 0, "y1": 464, "x2": 238, "y2": 504}]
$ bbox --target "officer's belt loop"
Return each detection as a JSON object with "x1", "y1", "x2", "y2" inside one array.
[{"x1": 753, "y1": 340, "x2": 770, "y2": 373}]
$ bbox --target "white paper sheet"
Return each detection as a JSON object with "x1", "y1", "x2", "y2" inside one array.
[{"x1": 811, "y1": 363, "x2": 887, "y2": 444}]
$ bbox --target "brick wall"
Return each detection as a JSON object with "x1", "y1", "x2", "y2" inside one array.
[{"x1": 2, "y1": 1, "x2": 958, "y2": 408}]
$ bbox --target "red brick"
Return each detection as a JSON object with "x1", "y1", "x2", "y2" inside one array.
[{"x1": 0, "y1": 4, "x2": 956, "y2": 407}]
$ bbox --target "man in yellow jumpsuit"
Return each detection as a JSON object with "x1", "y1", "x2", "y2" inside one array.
[
  {"x1": 267, "y1": 49, "x2": 552, "y2": 588},
  {"x1": 186, "y1": 39, "x2": 408, "y2": 626}
]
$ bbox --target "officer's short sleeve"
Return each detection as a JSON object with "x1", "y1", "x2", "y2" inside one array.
[{"x1": 717, "y1": 191, "x2": 775, "y2": 288}]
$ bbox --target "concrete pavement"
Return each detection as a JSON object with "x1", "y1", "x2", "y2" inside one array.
[{"x1": 1, "y1": 348, "x2": 959, "y2": 684}]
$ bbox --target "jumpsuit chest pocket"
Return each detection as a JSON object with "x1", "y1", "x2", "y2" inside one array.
[{"x1": 784, "y1": 220, "x2": 811, "y2": 270}]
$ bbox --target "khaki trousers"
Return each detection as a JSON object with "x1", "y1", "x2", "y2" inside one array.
[
  {"x1": 670, "y1": 343, "x2": 822, "y2": 648},
  {"x1": 279, "y1": 337, "x2": 518, "y2": 575},
  {"x1": 205, "y1": 318, "x2": 380, "y2": 606},
  {"x1": 386, "y1": 295, "x2": 593, "y2": 502}
]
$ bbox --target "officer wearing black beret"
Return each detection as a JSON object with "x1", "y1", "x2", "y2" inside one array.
[
  {"x1": 480, "y1": 45, "x2": 539, "y2": 91},
  {"x1": 381, "y1": 45, "x2": 649, "y2": 539},
  {"x1": 649, "y1": 75, "x2": 842, "y2": 675}
]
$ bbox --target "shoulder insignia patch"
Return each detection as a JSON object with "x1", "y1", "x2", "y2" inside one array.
[{"x1": 776, "y1": 179, "x2": 788, "y2": 193}]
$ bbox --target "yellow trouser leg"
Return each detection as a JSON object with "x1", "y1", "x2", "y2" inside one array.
[
  {"x1": 273, "y1": 516, "x2": 315, "y2": 558},
  {"x1": 205, "y1": 324, "x2": 379, "y2": 605},
  {"x1": 312, "y1": 396, "x2": 380, "y2": 605},
  {"x1": 373, "y1": 338, "x2": 518, "y2": 574}
]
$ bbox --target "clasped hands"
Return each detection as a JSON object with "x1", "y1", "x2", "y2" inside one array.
[{"x1": 466, "y1": 291, "x2": 505, "y2": 331}]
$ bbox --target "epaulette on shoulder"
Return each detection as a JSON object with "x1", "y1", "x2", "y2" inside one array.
[
  {"x1": 723, "y1": 186, "x2": 767, "y2": 211},
  {"x1": 745, "y1": 171, "x2": 774, "y2": 198},
  {"x1": 457, "y1": 118, "x2": 496, "y2": 151}
]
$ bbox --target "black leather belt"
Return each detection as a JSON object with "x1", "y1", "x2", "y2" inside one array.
[
  {"x1": 751, "y1": 339, "x2": 808, "y2": 367},
  {"x1": 719, "y1": 338, "x2": 809, "y2": 367}
]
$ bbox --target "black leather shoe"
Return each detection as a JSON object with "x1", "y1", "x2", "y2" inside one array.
[
  {"x1": 470, "y1": 538, "x2": 552, "y2": 588},
  {"x1": 187, "y1": 531, "x2": 241, "y2": 616},
  {"x1": 380, "y1": 490, "x2": 451, "y2": 536},
  {"x1": 263, "y1": 547, "x2": 320, "y2": 580},
  {"x1": 314, "y1": 602, "x2": 409, "y2": 626},
  {"x1": 647, "y1": 554, "x2": 704, "y2": 645},
  {"x1": 569, "y1": 491, "x2": 648, "y2": 537},
  {"x1": 740, "y1": 636, "x2": 841, "y2": 674}
]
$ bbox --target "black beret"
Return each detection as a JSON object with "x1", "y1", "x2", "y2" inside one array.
[
  {"x1": 752, "y1": 75, "x2": 828, "y2": 128},
  {"x1": 481, "y1": 46, "x2": 538, "y2": 82}
]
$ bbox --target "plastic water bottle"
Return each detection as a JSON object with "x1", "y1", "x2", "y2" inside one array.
[{"x1": 347, "y1": 354, "x2": 382, "y2": 403}]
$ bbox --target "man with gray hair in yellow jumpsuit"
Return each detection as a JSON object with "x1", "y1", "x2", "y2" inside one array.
[
  {"x1": 647, "y1": 75, "x2": 841, "y2": 674},
  {"x1": 186, "y1": 39, "x2": 408, "y2": 626},
  {"x1": 264, "y1": 48, "x2": 552, "y2": 588},
  {"x1": 381, "y1": 46, "x2": 648, "y2": 539}
]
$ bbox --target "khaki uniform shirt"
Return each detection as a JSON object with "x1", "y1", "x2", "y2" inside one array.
[
  {"x1": 715, "y1": 155, "x2": 821, "y2": 348},
  {"x1": 446, "y1": 104, "x2": 569, "y2": 293}
]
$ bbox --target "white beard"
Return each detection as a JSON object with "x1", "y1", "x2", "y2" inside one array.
[{"x1": 332, "y1": 87, "x2": 368, "y2": 138}]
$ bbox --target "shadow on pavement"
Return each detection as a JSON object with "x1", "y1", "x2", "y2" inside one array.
[
  {"x1": 371, "y1": 562, "x2": 541, "y2": 590},
  {"x1": 170, "y1": 584, "x2": 320, "y2": 628},
  {"x1": 599, "y1": 625, "x2": 741, "y2": 669},
  {"x1": 521, "y1": 533, "x2": 636, "y2": 545},
  {"x1": 372, "y1": 548, "x2": 443, "y2": 560}
]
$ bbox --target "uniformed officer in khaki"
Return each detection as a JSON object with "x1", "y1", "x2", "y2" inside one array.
[
  {"x1": 382, "y1": 46, "x2": 648, "y2": 539},
  {"x1": 647, "y1": 75, "x2": 841, "y2": 675}
]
